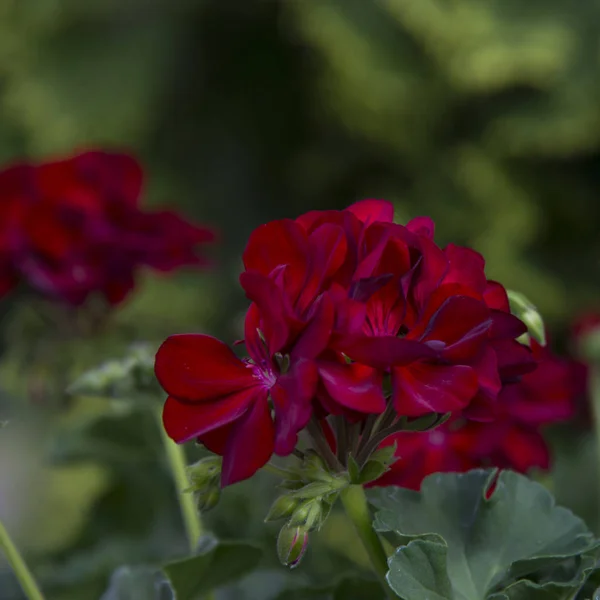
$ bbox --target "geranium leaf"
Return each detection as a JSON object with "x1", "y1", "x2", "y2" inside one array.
[
  {"x1": 387, "y1": 539, "x2": 455, "y2": 600},
  {"x1": 371, "y1": 469, "x2": 597, "y2": 600},
  {"x1": 163, "y1": 541, "x2": 262, "y2": 599},
  {"x1": 100, "y1": 566, "x2": 174, "y2": 600}
]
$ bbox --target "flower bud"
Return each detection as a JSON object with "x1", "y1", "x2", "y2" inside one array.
[
  {"x1": 277, "y1": 524, "x2": 309, "y2": 569},
  {"x1": 194, "y1": 487, "x2": 221, "y2": 513},
  {"x1": 302, "y1": 451, "x2": 332, "y2": 483},
  {"x1": 186, "y1": 456, "x2": 222, "y2": 490},
  {"x1": 288, "y1": 499, "x2": 322, "y2": 530},
  {"x1": 507, "y1": 290, "x2": 546, "y2": 346},
  {"x1": 264, "y1": 495, "x2": 299, "y2": 522}
]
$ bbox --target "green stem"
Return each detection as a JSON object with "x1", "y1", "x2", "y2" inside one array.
[
  {"x1": 155, "y1": 410, "x2": 203, "y2": 552},
  {"x1": 339, "y1": 485, "x2": 396, "y2": 598},
  {"x1": 0, "y1": 520, "x2": 45, "y2": 600},
  {"x1": 263, "y1": 463, "x2": 296, "y2": 479},
  {"x1": 590, "y1": 365, "x2": 600, "y2": 526}
]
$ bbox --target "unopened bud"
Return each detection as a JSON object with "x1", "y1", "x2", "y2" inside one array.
[
  {"x1": 277, "y1": 525, "x2": 309, "y2": 569},
  {"x1": 507, "y1": 290, "x2": 546, "y2": 346},
  {"x1": 194, "y1": 487, "x2": 220, "y2": 513},
  {"x1": 288, "y1": 499, "x2": 322, "y2": 530},
  {"x1": 265, "y1": 495, "x2": 300, "y2": 522},
  {"x1": 186, "y1": 456, "x2": 222, "y2": 490},
  {"x1": 302, "y1": 451, "x2": 332, "y2": 483}
]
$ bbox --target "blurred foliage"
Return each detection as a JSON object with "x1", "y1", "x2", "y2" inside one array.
[{"x1": 0, "y1": 0, "x2": 600, "y2": 598}]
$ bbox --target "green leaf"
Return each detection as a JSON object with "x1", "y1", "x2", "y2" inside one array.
[
  {"x1": 163, "y1": 541, "x2": 263, "y2": 599},
  {"x1": 357, "y1": 460, "x2": 389, "y2": 485},
  {"x1": 372, "y1": 469, "x2": 597, "y2": 599},
  {"x1": 100, "y1": 566, "x2": 174, "y2": 600},
  {"x1": 387, "y1": 539, "x2": 454, "y2": 600}
]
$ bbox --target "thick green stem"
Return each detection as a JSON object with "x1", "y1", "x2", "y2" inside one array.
[
  {"x1": 156, "y1": 409, "x2": 203, "y2": 552},
  {"x1": 0, "y1": 520, "x2": 45, "y2": 600},
  {"x1": 339, "y1": 485, "x2": 396, "y2": 598}
]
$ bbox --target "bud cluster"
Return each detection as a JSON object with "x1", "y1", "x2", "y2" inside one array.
[{"x1": 185, "y1": 456, "x2": 222, "y2": 513}]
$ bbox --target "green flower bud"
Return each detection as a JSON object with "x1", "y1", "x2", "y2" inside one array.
[
  {"x1": 194, "y1": 487, "x2": 220, "y2": 513},
  {"x1": 186, "y1": 456, "x2": 222, "y2": 490},
  {"x1": 277, "y1": 525, "x2": 309, "y2": 569},
  {"x1": 264, "y1": 495, "x2": 300, "y2": 522},
  {"x1": 288, "y1": 499, "x2": 322, "y2": 530},
  {"x1": 507, "y1": 290, "x2": 546, "y2": 346}
]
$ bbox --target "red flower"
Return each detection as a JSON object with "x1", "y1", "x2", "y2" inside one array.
[
  {"x1": 372, "y1": 341, "x2": 577, "y2": 489},
  {"x1": 0, "y1": 150, "x2": 214, "y2": 306},
  {"x1": 156, "y1": 199, "x2": 536, "y2": 486},
  {"x1": 155, "y1": 304, "x2": 320, "y2": 486}
]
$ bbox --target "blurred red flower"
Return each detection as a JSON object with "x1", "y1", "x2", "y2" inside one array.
[
  {"x1": 372, "y1": 340, "x2": 579, "y2": 489},
  {"x1": 0, "y1": 150, "x2": 214, "y2": 306}
]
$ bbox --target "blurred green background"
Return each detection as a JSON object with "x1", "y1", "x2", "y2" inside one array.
[{"x1": 0, "y1": 0, "x2": 599, "y2": 598}]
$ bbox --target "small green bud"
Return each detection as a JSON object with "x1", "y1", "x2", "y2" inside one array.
[
  {"x1": 186, "y1": 456, "x2": 222, "y2": 490},
  {"x1": 277, "y1": 525, "x2": 309, "y2": 569},
  {"x1": 288, "y1": 499, "x2": 322, "y2": 530},
  {"x1": 265, "y1": 495, "x2": 300, "y2": 522},
  {"x1": 302, "y1": 451, "x2": 332, "y2": 483},
  {"x1": 507, "y1": 290, "x2": 546, "y2": 346},
  {"x1": 194, "y1": 487, "x2": 221, "y2": 513}
]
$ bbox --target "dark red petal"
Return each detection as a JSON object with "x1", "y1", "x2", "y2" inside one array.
[
  {"x1": 240, "y1": 271, "x2": 293, "y2": 355},
  {"x1": 462, "y1": 347, "x2": 501, "y2": 422},
  {"x1": 198, "y1": 423, "x2": 234, "y2": 455},
  {"x1": 318, "y1": 361, "x2": 386, "y2": 413},
  {"x1": 501, "y1": 426, "x2": 550, "y2": 472},
  {"x1": 271, "y1": 359, "x2": 318, "y2": 456},
  {"x1": 221, "y1": 395, "x2": 275, "y2": 486},
  {"x1": 162, "y1": 387, "x2": 259, "y2": 443},
  {"x1": 420, "y1": 296, "x2": 492, "y2": 362},
  {"x1": 346, "y1": 199, "x2": 394, "y2": 224},
  {"x1": 291, "y1": 293, "x2": 335, "y2": 359},
  {"x1": 339, "y1": 334, "x2": 435, "y2": 369},
  {"x1": 392, "y1": 363, "x2": 479, "y2": 417},
  {"x1": 483, "y1": 281, "x2": 510, "y2": 311},
  {"x1": 406, "y1": 216, "x2": 435, "y2": 239},
  {"x1": 155, "y1": 334, "x2": 256, "y2": 401},
  {"x1": 410, "y1": 236, "x2": 449, "y2": 309},
  {"x1": 492, "y1": 339, "x2": 536, "y2": 381},
  {"x1": 489, "y1": 310, "x2": 527, "y2": 340},
  {"x1": 442, "y1": 244, "x2": 487, "y2": 293}
]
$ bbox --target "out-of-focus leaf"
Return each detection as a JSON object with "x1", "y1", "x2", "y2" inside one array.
[
  {"x1": 163, "y1": 542, "x2": 263, "y2": 599},
  {"x1": 100, "y1": 565, "x2": 175, "y2": 600}
]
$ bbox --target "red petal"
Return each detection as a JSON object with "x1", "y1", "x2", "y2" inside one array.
[
  {"x1": 155, "y1": 334, "x2": 256, "y2": 401},
  {"x1": 243, "y1": 219, "x2": 308, "y2": 300},
  {"x1": 492, "y1": 340, "x2": 536, "y2": 381},
  {"x1": 346, "y1": 199, "x2": 394, "y2": 224},
  {"x1": 221, "y1": 395, "x2": 275, "y2": 486},
  {"x1": 162, "y1": 387, "x2": 260, "y2": 443},
  {"x1": 501, "y1": 426, "x2": 550, "y2": 472},
  {"x1": 292, "y1": 293, "x2": 335, "y2": 359},
  {"x1": 271, "y1": 359, "x2": 318, "y2": 455},
  {"x1": 339, "y1": 334, "x2": 435, "y2": 369},
  {"x1": 462, "y1": 348, "x2": 501, "y2": 421},
  {"x1": 410, "y1": 236, "x2": 449, "y2": 309},
  {"x1": 442, "y1": 244, "x2": 487, "y2": 293},
  {"x1": 393, "y1": 363, "x2": 479, "y2": 416},
  {"x1": 406, "y1": 216, "x2": 435, "y2": 239},
  {"x1": 240, "y1": 271, "x2": 293, "y2": 355},
  {"x1": 420, "y1": 296, "x2": 492, "y2": 361},
  {"x1": 489, "y1": 310, "x2": 527, "y2": 340},
  {"x1": 318, "y1": 361, "x2": 386, "y2": 413},
  {"x1": 483, "y1": 281, "x2": 510, "y2": 311}
]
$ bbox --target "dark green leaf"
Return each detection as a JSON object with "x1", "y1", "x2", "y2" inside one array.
[
  {"x1": 358, "y1": 460, "x2": 389, "y2": 485},
  {"x1": 372, "y1": 469, "x2": 597, "y2": 599},
  {"x1": 387, "y1": 539, "x2": 454, "y2": 600},
  {"x1": 100, "y1": 566, "x2": 174, "y2": 600},
  {"x1": 163, "y1": 542, "x2": 262, "y2": 599},
  {"x1": 348, "y1": 455, "x2": 361, "y2": 484}
]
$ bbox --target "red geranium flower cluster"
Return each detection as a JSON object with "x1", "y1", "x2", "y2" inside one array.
[
  {"x1": 372, "y1": 339, "x2": 578, "y2": 490},
  {"x1": 156, "y1": 199, "x2": 542, "y2": 487},
  {"x1": 0, "y1": 151, "x2": 214, "y2": 306}
]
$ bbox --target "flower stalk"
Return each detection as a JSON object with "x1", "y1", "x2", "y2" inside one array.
[
  {"x1": 0, "y1": 519, "x2": 45, "y2": 600},
  {"x1": 155, "y1": 408, "x2": 203, "y2": 552},
  {"x1": 339, "y1": 485, "x2": 395, "y2": 599}
]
